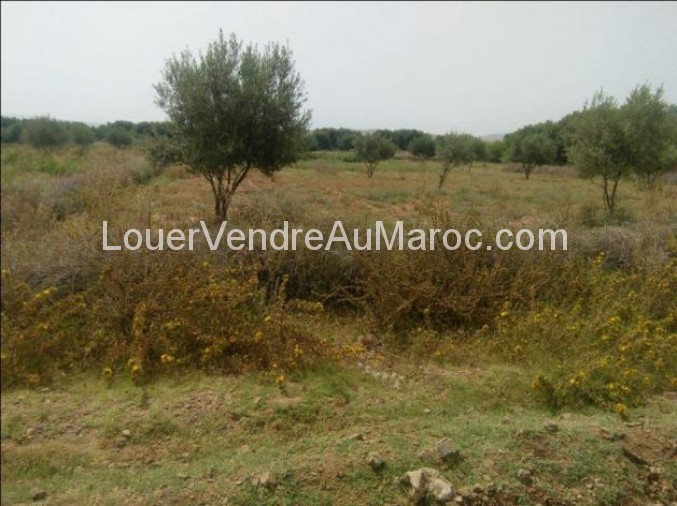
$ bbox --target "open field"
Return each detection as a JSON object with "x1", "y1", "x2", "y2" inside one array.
[
  {"x1": 1, "y1": 144, "x2": 676, "y2": 504},
  {"x1": 2, "y1": 360, "x2": 676, "y2": 505}
]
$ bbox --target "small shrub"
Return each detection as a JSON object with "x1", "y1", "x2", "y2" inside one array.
[
  {"x1": 1, "y1": 255, "x2": 330, "y2": 388},
  {"x1": 492, "y1": 253, "x2": 676, "y2": 410},
  {"x1": 1, "y1": 122, "x2": 23, "y2": 143},
  {"x1": 22, "y1": 117, "x2": 70, "y2": 150},
  {"x1": 145, "y1": 136, "x2": 182, "y2": 170},
  {"x1": 43, "y1": 176, "x2": 87, "y2": 220},
  {"x1": 106, "y1": 127, "x2": 133, "y2": 148},
  {"x1": 70, "y1": 123, "x2": 95, "y2": 152}
]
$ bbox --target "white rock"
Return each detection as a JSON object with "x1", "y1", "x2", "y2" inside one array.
[{"x1": 428, "y1": 477, "x2": 454, "y2": 502}]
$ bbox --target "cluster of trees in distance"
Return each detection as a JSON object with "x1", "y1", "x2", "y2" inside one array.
[
  {"x1": 0, "y1": 116, "x2": 173, "y2": 150},
  {"x1": 3, "y1": 29, "x2": 676, "y2": 219}
]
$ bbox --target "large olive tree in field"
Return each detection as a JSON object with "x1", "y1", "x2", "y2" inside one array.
[
  {"x1": 569, "y1": 85, "x2": 676, "y2": 213},
  {"x1": 155, "y1": 31, "x2": 310, "y2": 220},
  {"x1": 568, "y1": 91, "x2": 627, "y2": 214},
  {"x1": 622, "y1": 85, "x2": 676, "y2": 189}
]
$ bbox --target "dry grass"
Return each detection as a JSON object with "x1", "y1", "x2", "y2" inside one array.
[{"x1": 1, "y1": 144, "x2": 676, "y2": 504}]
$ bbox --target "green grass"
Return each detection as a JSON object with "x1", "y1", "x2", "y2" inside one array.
[
  {"x1": 2, "y1": 145, "x2": 676, "y2": 504},
  {"x1": 2, "y1": 360, "x2": 675, "y2": 505}
]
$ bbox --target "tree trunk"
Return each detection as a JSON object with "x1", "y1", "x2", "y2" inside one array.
[
  {"x1": 214, "y1": 193, "x2": 230, "y2": 221},
  {"x1": 608, "y1": 175, "x2": 620, "y2": 214},
  {"x1": 206, "y1": 165, "x2": 251, "y2": 222},
  {"x1": 600, "y1": 172, "x2": 622, "y2": 214},
  {"x1": 438, "y1": 164, "x2": 450, "y2": 189}
]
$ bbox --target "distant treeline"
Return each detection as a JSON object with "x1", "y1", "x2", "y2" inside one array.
[
  {"x1": 306, "y1": 127, "x2": 506, "y2": 163},
  {"x1": 0, "y1": 116, "x2": 173, "y2": 150},
  {"x1": 4, "y1": 107, "x2": 676, "y2": 170},
  {"x1": 305, "y1": 123, "x2": 573, "y2": 165},
  {"x1": 0, "y1": 115, "x2": 590, "y2": 166}
]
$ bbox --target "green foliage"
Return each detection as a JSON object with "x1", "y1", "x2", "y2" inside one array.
[
  {"x1": 132, "y1": 121, "x2": 173, "y2": 138},
  {"x1": 1, "y1": 119, "x2": 23, "y2": 143},
  {"x1": 22, "y1": 117, "x2": 70, "y2": 150},
  {"x1": 1, "y1": 116, "x2": 173, "y2": 148},
  {"x1": 471, "y1": 137, "x2": 486, "y2": 161},
  {"x1": 622, "y1": 85, "x2": 677, "y2": 188},
  {"x1": 70, "y1": 122, "x2": 95, "y2": 150},
  {"x1": 145, "y1": 135, "x2": 182, "y2": 170},
  {"x1": 485, "y1": 140, "x2": 506, "y2": 163},
  {"x1": 496, "y1": 253, "x2": 676, "y2": 411},
  {"x1": 354, "y1": 133, "x2": 396, "y2": 178},
  {"x1": 437, "y1": 132, "x2": 477, "y2": 187},
  {"x1": 307, "y1": 128, "x2": 361, "y2": 151},
  {"x1": 337, "y1": 130, "x2": 360, "y2": 151},
  {"x1": 569, "y1": 85, "x2": 675, "y2": 213},
  {"x1": 504, "y1": 120, "x2": 568, "y2": 166},
  {"x1": 0, "y1": 259, "x2": 327, "y2": 388},
  {"x1": 0, "y1": 116, "x2": 18, "y2": 128},
  {"x1": 408, "y1": 134, "x2": 436, "y2": 160},
  {"x1": 105, "y1": 127, "x2": 133, "y2": 148},
  {"x1": 155, "y1": 30, "x2": 311, "y2": 220},
  {"x1": 374, "y1": 129, "x2": 425, "y2": 150},
  {"x1": 512, "y1": 133, "x2": 557, "y2": 179},
  {"x1": 94, "y1": 121, "x2": 169, "y2": 142},
  {"x1": 569, "y1": 93, "x2": 623, "y2": 212}
]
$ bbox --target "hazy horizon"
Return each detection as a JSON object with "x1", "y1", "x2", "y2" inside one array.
[{"x1": 2, "y1": 1, "x2": 676, "y2": 136}]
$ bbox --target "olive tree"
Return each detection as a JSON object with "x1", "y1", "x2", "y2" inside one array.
[
  {"x1": 568, "y1": 91, "x2": 627, "y2": 214},
  {"x1": 408, "y1": 134, "x2": 436, "y2": 161},
  {"x1": 437, "y1": 132, "x2": 476, "y2": 188},
  {"x1": 146, "y1": 135, "x2": 183, "y2": 171},
  {"x1": 355, "y1": 134, "x2": 396, "y2": 178},
  {"x1": 106, "y1": 127, "x2": 133, "y2": 148},
  {"x1": 569, "y1": 85, "x2": 676, "y2": 213},
  {"x1": 486, "y1": 140, "x2": 506, "y2": 163},
  {"x1": 22, "y1": 117, "x2": 70, "y2": 150},
  {"x1": 155, "y1": 31, "x2": 310, "y2": 220},
  {"x1": 71, "y1": 122, "x2": 95, "y2": 153},
  {"x1": 3, "y1": 123, "x2": 23, "y2": 144},
  {"x1": 509, "y1": 133, "x2": 557, "y2": 180},
  {"x1": 622, "y1": 85, "x2": 676, "y2": 188}
]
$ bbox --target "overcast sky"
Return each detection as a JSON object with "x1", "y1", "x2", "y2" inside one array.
[{"x1": 2, "y1": 1, "x2": 676, "y2": 136}]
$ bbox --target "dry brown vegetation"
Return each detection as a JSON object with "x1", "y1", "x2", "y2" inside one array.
[{"x1": 1, "y1": 144, "x2": 676, "y2": 504}]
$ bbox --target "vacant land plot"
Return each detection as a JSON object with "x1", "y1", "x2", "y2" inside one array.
[{"x1": 1, "y1": 145, "x2": 676, "y2": 504}]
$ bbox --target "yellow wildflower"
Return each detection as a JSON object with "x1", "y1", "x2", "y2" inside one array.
[{"x1": 614, "y1": 403, "x2": 627, "y2": 417}]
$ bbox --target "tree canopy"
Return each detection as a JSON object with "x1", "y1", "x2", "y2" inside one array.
[
  {"x1": 437, "y1": 132, "x2": 478, "y2": 188},
  {"x1": 508, "y1": 132, "x2": 557, "y2": 179},
  {"x1": 22, "y1": 117, "x2": 70, "y2": 150},
  {"x1": 569, "y1": 85, "x2": 676, "y2": 212},
  {"x1": 408, "y1": 134, "x2": 436, "y2": 160},
  {"x1": 355, "y1": 133, "x2": 396, "y2": 178},
  {"x1": 622, "y1": 85, "x2": 677, "y2": 188},
  {"x1": 155, "y1": 31, "x2": 310, "y2": 220}
]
